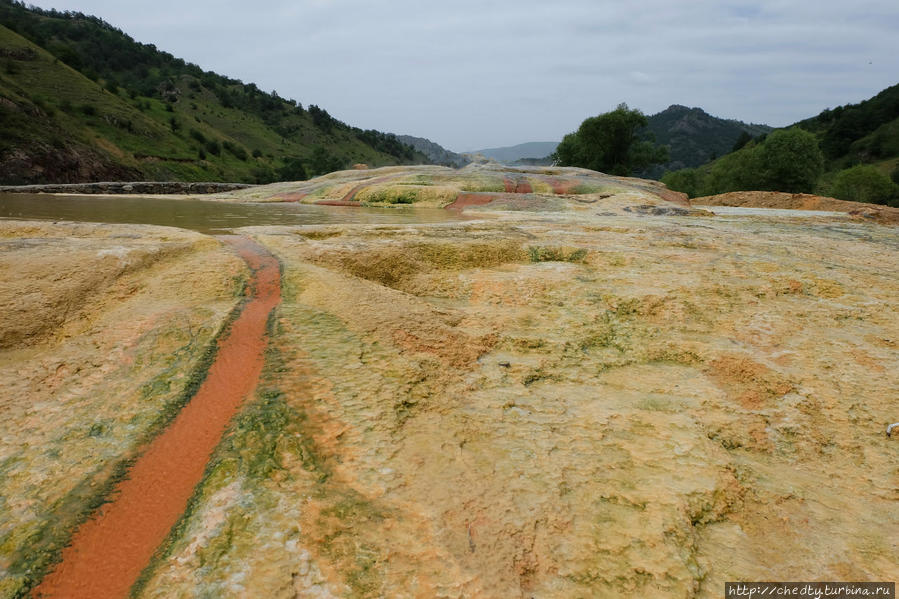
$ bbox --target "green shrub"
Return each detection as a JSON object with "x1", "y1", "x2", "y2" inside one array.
[
  {"x1": 205, "y1": 139, "x2": 221, "y2": 156},
  {"x1": 661, "y1": 168, "x2": 703, "y2": 198},
  {"x1": 891, "y1": 165, "x2": 899, "y2": 185},
  {"x1": 831, "y1": 165, "x2": 898, "y2": 205},
  {"x1": 699, "y1": 128, "x2": 824, "y2": 196},
  {"x1": 189, "y1": 128, "x2": 207, "y2": 144},
  {"x1": 527, "y1": 246, "x2": 588, "y2": 263},
  {"x1": 222, "y1": 140, "x2": 248, "y2": 161},
  {"x1": 277, "y1": 157, "x2": 306, "y2": 181}
]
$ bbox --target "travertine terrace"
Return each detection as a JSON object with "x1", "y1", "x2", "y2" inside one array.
[{"x1": 1, "y1": 165, "x2": 897, "y2": 598}]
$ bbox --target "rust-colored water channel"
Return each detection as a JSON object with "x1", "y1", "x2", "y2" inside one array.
[{"x1": 33, "y1": 236, "x2": 281, "y2": 599}]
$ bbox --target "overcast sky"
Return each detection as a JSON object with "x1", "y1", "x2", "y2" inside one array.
[{"x1": 27, "y1": 0, "x2": 899, "y2": 151}]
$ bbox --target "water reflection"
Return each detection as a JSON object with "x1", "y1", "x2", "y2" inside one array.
[{"x1": 0, "y1": 193, "x2": 467, "y2": 233}]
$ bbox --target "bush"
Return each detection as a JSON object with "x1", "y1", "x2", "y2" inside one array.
[
  {"x1": 189, "y1": 128, "x2": 207, "y2": 144},
  {"x1": 222, "y1": 140, "x2": 248, "y2": 161},
  {"x1": 308, "y1": 146, "x2": 345, "y2": 177},
  {"x1": 755, "y1": 128, "x2": 824, "y2": 193},
  {"x1": 891, "y1": 165, "x2": 899, "y2": 185},
  {"x1": 831, "y1": 165, "x2": 898, "y2": 205},
  {"x1": 528, "y1": 246, "x2": 589, "y2": 263},
  {"x1": 698, "y1": 128, "x2": 824, "y2": 196},
  {"x1": 661, "y1": 168, "x2": 703, "y2": 198},
  {"x1": 205, "y1": 139, "x2": 221, "y2": 156},
  {"x1": 277, "y1": 157, "x2": 306, "y2": 181},
  {"x1": 80, "y1": 103, "x2": 97, "y2": 116}
]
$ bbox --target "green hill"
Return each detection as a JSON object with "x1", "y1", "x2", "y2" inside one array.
[
  {"x1": 638, "y1": 105, "x2": 772, "y2": 179},
  {"x1": 0, "y1": 1, "x2": 425, "y2": 184},
  {"x1": 795, "y1": 83, "x2": 899, "y2": 173},
  {"x1": 661, "y1": 84, "x2": 899, "y2": 205}
]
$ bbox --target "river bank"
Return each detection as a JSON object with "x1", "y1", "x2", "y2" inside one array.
[{"x1": 0, "y1": 181, "x2": 254, "y2": 195}]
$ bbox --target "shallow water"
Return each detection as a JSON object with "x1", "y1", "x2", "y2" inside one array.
[
  {"x1": 0, "y1": 193, "x2": 466, "y2": 233},
  {"x1": 694, "y1": 205, "x2": 847, "y2": 218}
]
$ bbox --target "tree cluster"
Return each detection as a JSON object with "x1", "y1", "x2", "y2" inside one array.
[
  {"x1": 553, "y1": 104, "x2": 668, "y2": 176},
  {"x1": 662, "y1": 128, "x2": 898, "y2": 206}
]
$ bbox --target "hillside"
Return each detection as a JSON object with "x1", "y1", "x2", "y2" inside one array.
[
  {"x1": 660, "y1": 84, "x2": 899, "y2": 204},
  {"x1": 396, "y1": 134, "x2": 469, "y2": 168},
  {"x1": 0, "y1": 1, "x2": 425, "y2": 184},
  {"x1": 469, "y1": 141, "x2": 560, "y2": 163},
  {"x1": 638, "y1": 105, "x2": 772, "y2": 179},
  {"x1": 471, "y1": 108, "x2": 772, "y2": 175},
  {"x1": 795, "y1": 82, "x2": 899, "y2": 172}
]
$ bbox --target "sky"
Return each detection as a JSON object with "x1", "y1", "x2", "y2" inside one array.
[{"x1": 27, "y1": 0, "x2": 899, "y2": 152}]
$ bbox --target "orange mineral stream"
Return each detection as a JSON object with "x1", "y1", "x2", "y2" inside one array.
[{"x1": 34, "y1": 235, "x2": 281, "y2": 599}]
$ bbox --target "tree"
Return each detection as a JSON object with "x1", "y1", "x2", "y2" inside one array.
[
  {"x1": 553, "y1": 103, "x2": 668, "y2": 176},
  {"x1": 731, "y1": 130, "x2": 753, "y2": 153},
  {"x1": 699, "y1": 127, "x2": 823, "y2": 195},
  {"x1": 754, "y1": 128, "x2": 824, "y2": 193},
  {"x1": 831, "y1": 165, "x2": 898, "y2": 206},
  {"x1": 308, "y1": 147, "x2": 345, "y2": 177}
]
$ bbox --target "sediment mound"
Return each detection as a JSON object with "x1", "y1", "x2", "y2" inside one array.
[
  {"x1": 693, "y1": 191, "x2": 899, "y2": 225},
  {"x1": 232, "y1": 163, "x2": 689, "y2": 212}
]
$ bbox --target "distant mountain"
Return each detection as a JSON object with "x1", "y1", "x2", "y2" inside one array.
[
  {"x1": 469, "y1": 141, "x2": 559, "y2": 164},
  {"x1": 638, "y1": 105, "x2": 773, "y2": 179},
  {"x1": 0, "y1": 2, "x2": 425, "y2": 184},
  {"x1": 396, "y1": 135, "x2": 469, "y2": 168}
]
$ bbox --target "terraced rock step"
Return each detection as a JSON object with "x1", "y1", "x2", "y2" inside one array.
[{"x1": 2, "y1": 164, "x2": 897, "y2": 598}]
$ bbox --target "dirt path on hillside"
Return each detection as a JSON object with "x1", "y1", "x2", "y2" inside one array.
[{"x1": 33, "y1": 236, "x2": 281, "y2": 599}]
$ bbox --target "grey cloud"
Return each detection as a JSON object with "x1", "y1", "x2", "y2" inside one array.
[{"x1": 25, "y1": 0, "x2": 899, "y2": 150}]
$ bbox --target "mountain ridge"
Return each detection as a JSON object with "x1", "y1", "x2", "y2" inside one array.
[
  {"x1": 468, "y1": 141, "x2": 560, "y2": 163},
  {"x1": 396, "y1": 135, "x2": 469, "y2": 168}
]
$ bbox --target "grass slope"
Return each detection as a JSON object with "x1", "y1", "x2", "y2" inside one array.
[
  {"x1": 795, "y1": 83, "x2": 899, "y2": 170},
  {"x1": 0, "y1": 1, "x2": 426, "y2": 184}
]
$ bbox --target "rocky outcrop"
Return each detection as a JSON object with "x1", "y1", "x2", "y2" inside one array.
[{"x1": 0, "y1": 143, "x2": 143, "y2": 186}]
